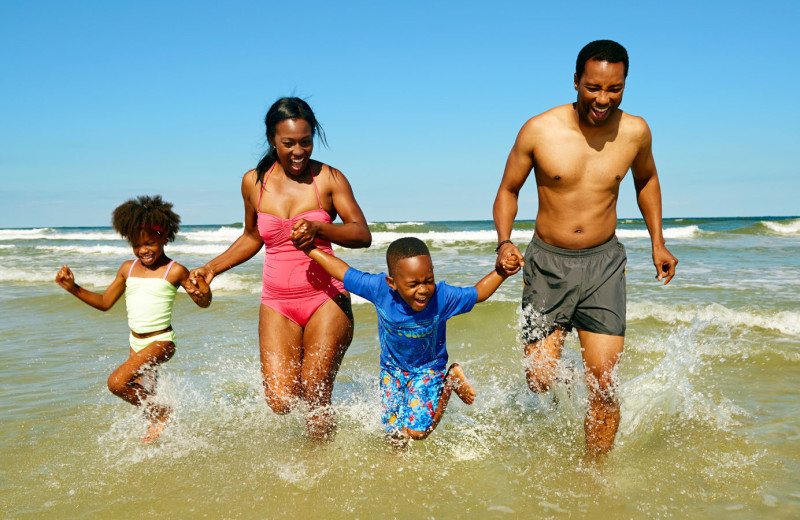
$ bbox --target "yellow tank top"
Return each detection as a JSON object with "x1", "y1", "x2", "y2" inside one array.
[{"x1": 124, "y1": 259, "x2": 178, "y2": 334}]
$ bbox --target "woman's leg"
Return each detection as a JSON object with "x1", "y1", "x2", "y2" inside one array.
[
  {"x1": 258, "y1": 304, "x2": 304, "y2": 414},
  {"x1": 299, "y1": 294, "x2": 354, "y2": 438}
]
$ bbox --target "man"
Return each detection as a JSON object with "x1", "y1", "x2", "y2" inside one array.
[{"x1": 493, "y1": 40, "x2": 678, "y2": 456}]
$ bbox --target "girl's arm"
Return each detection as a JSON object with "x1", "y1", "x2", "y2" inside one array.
[
  {"x1": 290, "y1": 166, "x2": 371, "y2": 250},
  {"x1": 55, "y1": 264, "x2": 126, "y2": 311},
  {"x1": 306, "y1": 247, "x2": 350, "y2": 282},
  {"x1": 172, "y1": 264, "x2": 212, "y2": 308},
  {"x1": 474, "y1": 269, "x2": 510, "y2": 303},
  {"x1": 187, "y1": 171, "x2": 264, "y2": 294}
]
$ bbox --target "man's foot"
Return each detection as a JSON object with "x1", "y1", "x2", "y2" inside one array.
[
  {"x1": 141, "y1": 406, "x2": 171, "y2": 444},
  {"x1": 447, "y1": 363, "x2": 475, "y2": 405}
]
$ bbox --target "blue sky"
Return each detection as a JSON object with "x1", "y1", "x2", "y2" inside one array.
[{"x1": 1, "y1": 0, "x2": 798, "y2": 227}]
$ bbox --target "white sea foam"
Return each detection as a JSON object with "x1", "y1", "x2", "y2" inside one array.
[
  {"x1": 617, "y1": 225, "x2": 702, "y2": 239},
  {"x1": 370, "y1": 229, "x2": 532, "y2": 246},
  {"x1": 180, "y1": 226, "x2": 244, "y2": 242},
  {"x1": 628, "y1": 301, "x2": 800, "y2": 335},
  {"x1": 34, "y1": 243, "x2": 248, "y2": 257},
  {"x1": 0, "y1": 228, "x2": 54, "y2": 240},
  {"x1": 761, "y1": 218, "x2": 800, "y2": 235},
  {"x1": 620, "y1": 321, "x2": 747, "y2": 441},
  {"x1": 382, "y1": 222, "x2": 425, "y2": 230}
]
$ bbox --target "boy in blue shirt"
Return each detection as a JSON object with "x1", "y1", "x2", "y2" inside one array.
[{"x1": 300, "y1": 236, "x2": 515, "y2": 441}]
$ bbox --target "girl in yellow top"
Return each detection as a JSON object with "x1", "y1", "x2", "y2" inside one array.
[{"x1": 55, "y1": 195, "x2": 211, "y2": 443}]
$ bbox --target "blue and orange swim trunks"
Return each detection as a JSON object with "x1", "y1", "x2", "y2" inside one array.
[{"x1": 380, "y1": 364, "x2": 445, "y2": 433}]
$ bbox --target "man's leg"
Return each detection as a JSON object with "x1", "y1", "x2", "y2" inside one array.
[
  {"x1": 524, "y1": 326, "x2": 568, "y2": 393},
  {"x1": 578, "y1": 329, "x2": 624, "y2": 456}
]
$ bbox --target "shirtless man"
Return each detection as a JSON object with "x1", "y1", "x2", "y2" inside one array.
[{"x1": 493, "y1": 40, "x2": 678, "y2": 456}]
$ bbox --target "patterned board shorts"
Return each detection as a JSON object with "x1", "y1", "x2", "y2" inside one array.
[{"x1": 380, "y1": 364, "x2": 445, "y2": 433}]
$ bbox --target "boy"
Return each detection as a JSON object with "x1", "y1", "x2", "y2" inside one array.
[{"x1": 300, "y1": 235, "x2": 516, "y2": 441}]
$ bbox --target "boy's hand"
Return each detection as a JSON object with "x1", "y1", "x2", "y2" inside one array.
[
  {"x1": 290, "y1": 218, "x2": 319, "y2": 252},
  {"x1": 55, "y1": 265, "x2": 76, "y2": 292}
]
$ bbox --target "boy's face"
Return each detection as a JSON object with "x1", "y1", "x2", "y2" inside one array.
[{"x1": 386, "y1": 255, "x2": 435, "y2": 312}]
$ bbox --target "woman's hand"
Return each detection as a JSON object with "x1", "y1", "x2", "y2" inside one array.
[
  {"x1": 290, "y1": 218, "x2": 320, "y2": 251},
  {"x1": 187, "y1": 266, "x2": 215, "y2": 296}
]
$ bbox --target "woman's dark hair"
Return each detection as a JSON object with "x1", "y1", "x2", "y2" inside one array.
[
  {"x1": 576, "y1": 40, "x2": 629, "y2": 80},
  {"x1": 255, "y1": 97, "x2": 327, "y2": 184},
  {"x1": 112, "y1": 194, "x2": 180, "y2": 243},
  {"x1": 386, "y1": 237, "x2": 431, "y2": 275}
]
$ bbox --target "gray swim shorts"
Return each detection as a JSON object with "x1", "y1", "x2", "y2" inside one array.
[{"x1": 521, "y1": 235, "x2": 627, "y2": 343}]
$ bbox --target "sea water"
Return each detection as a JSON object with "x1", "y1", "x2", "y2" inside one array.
[{"x1": 1, "y1": 218, "x2": 799, "y2": 518}]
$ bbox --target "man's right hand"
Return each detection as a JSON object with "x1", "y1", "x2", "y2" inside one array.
[{"x1": 495, "y1": 242, "x2": 524, "y2": 276}]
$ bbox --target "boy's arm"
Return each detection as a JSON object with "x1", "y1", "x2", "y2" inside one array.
[
  {"x1": 55, "y1": 264, "x2": 126, "y2": 311},
  {"x1": 306, "y1": 248, "x2": 350, "y2": 282},
  {"x1": 175, "y1": 264, "x2": 212, "y2": 308},
  {"x1": 474, "y1": 269, "x2": 509, "y2": 303}
]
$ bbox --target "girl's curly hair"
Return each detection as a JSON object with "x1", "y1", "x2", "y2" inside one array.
[{"x1": 112, "y1": 195, "x2": 180, "y2": 243}]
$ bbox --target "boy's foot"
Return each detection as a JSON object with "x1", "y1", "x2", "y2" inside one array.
[
  {"x1": 141, "y1": 406, "x2": 171, "y2": 444},
  {"x1": 447, "y1": 363, "x2": 476, "y2": 405}
]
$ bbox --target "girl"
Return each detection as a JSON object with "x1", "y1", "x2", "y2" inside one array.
[{"x1": 55, "y1": 195, "x2": 211, "y2": 443}]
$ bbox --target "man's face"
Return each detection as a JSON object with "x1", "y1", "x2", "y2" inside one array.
[{"x1": 574, "y1": 59, "x2": 626, "y2": 127}]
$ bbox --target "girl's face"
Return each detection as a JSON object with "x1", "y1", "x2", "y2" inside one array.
[
  {"x1": 272, "y1": 118, "x2": 314, "y2": 176},
  {"x1": 131, "y1": 229, "x2": 167, "y2": 267}
]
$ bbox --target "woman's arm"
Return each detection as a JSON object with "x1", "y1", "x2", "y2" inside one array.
[
  {"x1": 188, "y1": 171, "x2": 264, "y2": 291},
  {"x1": 291, "y1": 166, "x2": 371, "y2": 250},
  {"x1": 55, "y1": 264, "x2": 126, "y2": 311}
]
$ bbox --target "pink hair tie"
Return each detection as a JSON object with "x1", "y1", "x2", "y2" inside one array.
[{"x1": 142, "y1": 224, "x2": 165, "y2": 235}]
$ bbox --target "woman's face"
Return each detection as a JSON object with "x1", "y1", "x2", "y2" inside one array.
[{"x1": 272, "y1": 118, "x2": 314, "y2": 175}]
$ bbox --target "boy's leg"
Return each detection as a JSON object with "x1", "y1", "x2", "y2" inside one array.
[
  {"x1": 524, "y1": 326, "x2": 567, "y2": 393},
  {"x1": 403, "y1": 363, "x2": 475, "y2": 440},
  {"x1": 577, "y1": 329, "x2": 624, "y2": 456}
]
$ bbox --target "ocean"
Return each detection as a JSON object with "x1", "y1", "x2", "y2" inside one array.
[{"x1": 1, "y1": 217, "x2": 799, "y2": 518}]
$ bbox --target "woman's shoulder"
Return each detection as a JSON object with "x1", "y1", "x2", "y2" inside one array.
[{"x1": 314, "y1": 161, "x2": 348, "y2": 186}]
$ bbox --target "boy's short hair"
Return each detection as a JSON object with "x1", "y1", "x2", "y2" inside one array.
[{"x1": 386, "y1": 237, "x2": 430, "y2": 275}]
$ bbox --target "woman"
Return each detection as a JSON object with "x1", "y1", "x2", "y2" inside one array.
[{"x1": 189, "y1": 97, "x2": 371, "y2": 437}]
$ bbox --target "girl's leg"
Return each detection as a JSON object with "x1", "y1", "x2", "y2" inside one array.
[
  {"x1": 107, "y1": 340, "x2": 175, "y2": 443},
  {"x1": 258, "y1": 304, "x2": 304, "y2": 414},
  {"x1": 107, "y1": 341, "x2": 175, "y2": 406},
  {"x1": 299, "y1": 294, "x2": 354, "y2": 438}
]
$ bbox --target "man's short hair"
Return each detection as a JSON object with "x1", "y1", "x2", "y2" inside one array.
[
  {"x1": 386, "y1": 237, "x2": 430, "y2": 275},
  {"x1": 576, "y1": 40, "x2": 629, "y2": 80}
]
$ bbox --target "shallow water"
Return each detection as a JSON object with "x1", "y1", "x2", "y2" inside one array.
[{"x1": 2, "y1": 218, "x2": 799, "y2": 518}]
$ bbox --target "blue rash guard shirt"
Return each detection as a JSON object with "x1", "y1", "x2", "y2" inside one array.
[{"x1": 343, "y1": 267, "x2": 478, "y2": 373}]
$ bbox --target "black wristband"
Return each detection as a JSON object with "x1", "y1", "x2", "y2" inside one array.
[{"x1": 495, "y1": 240, "x2": 513, "y2": 253}]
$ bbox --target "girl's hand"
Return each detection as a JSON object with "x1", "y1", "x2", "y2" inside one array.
[
  {"x1": 55, "y1": 265, "x2": 76, "y2": 292},
  {"x1": 187, "y1": 266, "x2": 215, "y2": 296},
  {"x1": 290, "y1": 218, "x2": 320, "y2": 251}
]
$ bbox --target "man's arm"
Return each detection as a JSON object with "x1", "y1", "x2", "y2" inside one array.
[
  {"x1": 630, "y1": 120, "x2": 678, "y2": 284},
  {"x1": 492, "y1": 121, "x2": 536, "y2": 274}
]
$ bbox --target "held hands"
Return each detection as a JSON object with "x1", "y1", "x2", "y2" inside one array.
[
  {"x1": 55, "y1": 265, "x2": 77, "y2": 292},
  {"x1": 653, "y1": 245, "x2": 678, "y2": 285},
  {"x1": 495, "y1": 242, "x2": 524, "y2": 276},
  {"x1": 187, "y1": 266, "x2": 215, "y2": 297},
  {"x1": 290, "y1": 218, "x2": 319, "y2": 253}
]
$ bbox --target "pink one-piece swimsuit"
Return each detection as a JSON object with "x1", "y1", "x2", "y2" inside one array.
[{"x1": 256, "y1": 163, "x2": 346, "y2": 327}]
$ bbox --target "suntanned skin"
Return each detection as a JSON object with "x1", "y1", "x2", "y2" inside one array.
[
  {"x1": 493, "y1": 58, "x2": 678, "y2": 457},
  {"x1": 56, "y1": 229, "x2": 211, "y2": 443},
  {"x1": 301, "y1": 245, "x2": 509, "y2": 442},
  {"x1": 186, "y1": 118, "x2": 371, "y2": 439}
]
